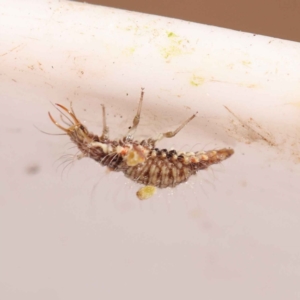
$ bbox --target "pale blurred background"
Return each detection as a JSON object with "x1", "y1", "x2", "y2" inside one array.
[{"x1": 76, "y1": 0, "x2": 300, "y2": 42}]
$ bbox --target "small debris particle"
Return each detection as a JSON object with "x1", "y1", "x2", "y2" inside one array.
[
  {"x1": 25, "y1": 164, "x2": 40, "y2": 175},
  {"x1": 136, "y1": 186, "x2": 156, "y2": 200}
]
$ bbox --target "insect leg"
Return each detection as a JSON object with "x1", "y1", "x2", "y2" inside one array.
[
  {"x1": 100, "y1": 104, "x2": 109, "y2": 139},
  {"x1": 126, "y1": 88, "x2": 144, "y2": 139},
  {"x1": 156, "y1": 112, "x2": 198, "y2": 142}
]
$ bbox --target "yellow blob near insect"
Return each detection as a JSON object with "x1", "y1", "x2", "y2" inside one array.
[
  {"x1": 47, "y1": 89, "x2": 234, "y2": 200},
  {"x1": 136, "y1": 186, "x2": 157, "y2": 200}
]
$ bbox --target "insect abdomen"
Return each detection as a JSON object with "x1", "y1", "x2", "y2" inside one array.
[
  {"x1": 124, "y1": 157, "x2": 192, "y2": 188},
  {"x1": 123, "y1": 148, "x2": 234, "y2": 188}
]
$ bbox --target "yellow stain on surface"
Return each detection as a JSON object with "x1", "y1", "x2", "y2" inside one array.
[
  {"x1": 287, "y1": 102, "x2": 300, "y2": 108},
  {"x1": 238, "y1": 82, "x2": 260, "y2": 89},
  {"x1": 190, "y1": 75, "x2": 205, "y2": 87},
  {"x1": 242, "y1": 60, "x2": 252, "y2": 66},
  {"x1": 167, "y1": 31, "x2": 178, "y2": 38},
  {"x1": 246, "y1": 84, "x2": 259, "y2": 88},
  {"x1": 123, "y1": 47, "x2": 136, "y2": 56},
  {"x1": 161, "y1": 45, "x2": 183, "y2": 59},
  {"x1": 160, "y1": 31, "x2": 192, "y2": 61}
]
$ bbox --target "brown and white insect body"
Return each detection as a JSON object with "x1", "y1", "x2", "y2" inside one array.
[{"x1": 48, "y1": 89, "x2": 234, "y2": 196}]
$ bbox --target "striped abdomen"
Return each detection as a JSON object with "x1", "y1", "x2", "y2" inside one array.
[{"x1": 123, "y1": 148, "x2": 234, "y2": 188}]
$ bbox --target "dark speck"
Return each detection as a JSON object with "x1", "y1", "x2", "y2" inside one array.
[{"x1": 25, "y1": 164, "x2": 40, "y2": 175}]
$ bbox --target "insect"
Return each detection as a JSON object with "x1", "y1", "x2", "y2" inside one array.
[{"x1": 48, "y1": 89, "x2": 234, "y2": 198}]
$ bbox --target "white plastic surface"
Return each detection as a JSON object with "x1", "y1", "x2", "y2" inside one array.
[{"x1": 1, "y1": 0, "x2": 300, "y2": 299}]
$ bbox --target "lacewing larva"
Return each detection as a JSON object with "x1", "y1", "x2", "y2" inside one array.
[{"x1": 47, "y1": 89, "x2": 234, "y2": 199}]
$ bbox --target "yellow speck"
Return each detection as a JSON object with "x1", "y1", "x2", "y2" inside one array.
[
  {"x1": 247, "y1": 84, "x2": 258, "y2": 88},
  {"x1": 160, "y1": 32, "x2": 192, "y2": 61},
  {"x1": 123, "y1": 47, "x2": 135, "y2": 56},
  {"x1": 238, "y1": 82, "x2": 259, "y2": 89},
  {"x1": 136, "y1": 186, "x2": 156, "y2": 200},
  {"x1": 167, "y1": 31, "x2": 178, "y2": 38},
  {"x1": 161, "y1": 45, "x2": 182, "y2": 59},
  {"x1": 242, "y1": 60, "x2": 251, "y2": 66},
  {"x1": 190, "y1": 75, "x2": 205, "y2": 87}
]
